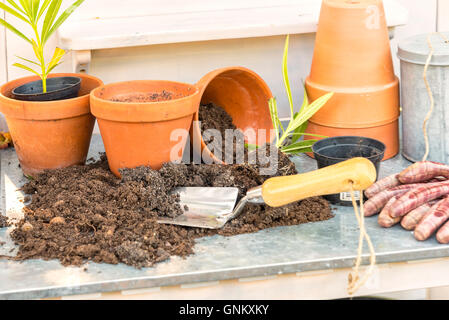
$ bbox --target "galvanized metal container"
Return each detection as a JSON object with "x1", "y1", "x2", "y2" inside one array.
[{"x1": 398, "y1": 33, "x2": 449, "y2": 163}]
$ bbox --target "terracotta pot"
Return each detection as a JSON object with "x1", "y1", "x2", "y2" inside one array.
[
  {"x1": 0, "y1": 73, "x2": 103, "y2": 176},
  {"x1": 304, "y1": 0, "x2": 400, "y2": 160},
  {"x1": 193, "y1": 67, "x2": 274, "y2": 164},
  {"x1": 90, "y1": 80, "x2": 200, "y2": 177}
]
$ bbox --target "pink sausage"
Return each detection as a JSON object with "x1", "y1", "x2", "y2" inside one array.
[
  {"x1": 400, "y1": 201, "x2": 438, "y2": 231},
  {"x1": 389, "y1": 181, "x2": 449, "y2": 218},
  {"x1": 363, "y1": 182, "x2": 441, "y2": 217},
  {"x1": 364, "y1": 189, "x2": 410, "y2": 217},
  {"x1": 364, "y1": 174, "x2": 400, "y2": 199},
  {"x1": 414, "y1": 197, "x2": 449, "y2": 241},
  {"x1": 378, "y1": 196, "x2": 401, "y2": 228},
  {"x1": 399, "y1": 161, "x2": 449, "y2": 184},
  {"x1": 436, "y1": 220, "x2": 449, "y2": 244}
]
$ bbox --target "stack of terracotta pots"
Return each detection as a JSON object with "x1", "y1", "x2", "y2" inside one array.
[{"x1": 305, "y1": 0, "x2": 400, "y2": 160}]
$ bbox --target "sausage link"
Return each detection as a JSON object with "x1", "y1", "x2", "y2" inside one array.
[
  {"x1": 414, "y1": 197, "x2": 449, "y2": 241},
  {"x1": 399, "y1": 161, "x2": 449, "y2": 184},
  {"x1": 364, "y1": 174, "x2": 400, "y2": 199},
  {"x1": 400, "y1": 201, "x2": 438, "y2": 231},
  {"x1": 378, "y1": 196, "x2": 401, "y2": 228},
  {"x1": 436, "y1": 220, "x2": 449, "y2": 244},
  {"x1": 389, "y1": 181, "x2": 449, "y2": 218}
]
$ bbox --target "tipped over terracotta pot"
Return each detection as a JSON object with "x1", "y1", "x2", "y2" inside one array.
[
  {"x1": 90, "y1": 80, "x2": 200, "y2": 177},
  {"x1": 0, "y1": 73, "x2": 103, "y2": 176},
  {"x1": 193, "y1": 66, "x2": 274, "y2": 164}
]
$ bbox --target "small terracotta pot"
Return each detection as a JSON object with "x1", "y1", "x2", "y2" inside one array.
[
  {"x1": 0, "y1": 73, "x2": 103, "y2": 176},
  {"x1": 304, "y1": 0, "x2": 400, "y2": 160},
  {"x1": 90, "y1": 80, "x2": 200, "y2": 177},
  {"x1": 193, "y1": 67, "x2": 274, "y2": 164}
]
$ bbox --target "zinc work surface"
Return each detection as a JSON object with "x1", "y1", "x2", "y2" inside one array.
[{"x1": 1, "y1": 134, "x2": 449, "y2": 300}]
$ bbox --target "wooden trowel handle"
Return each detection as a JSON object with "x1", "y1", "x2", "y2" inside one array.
[{"x1": 261, "y1": 157, "x2": 377, "y2": 207}]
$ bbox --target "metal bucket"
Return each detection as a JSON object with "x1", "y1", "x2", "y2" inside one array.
[{"x1": 398, "y1": 33, "x2": 449, "y2": 163}]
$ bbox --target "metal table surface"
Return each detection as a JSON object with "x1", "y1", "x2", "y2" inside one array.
[{"x1": 1, "y1": 134, "x2": 449, "y2": 300}]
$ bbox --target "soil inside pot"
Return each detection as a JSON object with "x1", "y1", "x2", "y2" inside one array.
[
  {"x1": 8, "y1": 147, "x2": 333, "y2": 269},
  {"x1": 109, "y1": 90, "x2": 183, "y2": 103},
  {"x1": 199, "y1": 103, "x2": 247, "y2": 163}
]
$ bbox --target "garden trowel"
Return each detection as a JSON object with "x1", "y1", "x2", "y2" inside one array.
[{"x1": 157, "y1": 157, "x2": 376, "y2": 229}]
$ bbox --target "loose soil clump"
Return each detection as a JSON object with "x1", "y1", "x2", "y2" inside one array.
[
  {"x1": 0, "y1": 215, "x2": 9, "y2": 228},
  {"x1": 8, "y1": 148, "x2": 333, "y2": 269},
  {"x1": 199, "y1": 103, "x2": 247, "y2": 163}
]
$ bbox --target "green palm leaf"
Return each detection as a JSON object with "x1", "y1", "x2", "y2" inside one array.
[
  {"x1": 38, "y1": 0, "x2": 52, "y2": 19},
  {"x1": 15, "y1": 55, "x2": 40, "y2": 66},
  {"x1": 0, "y1": 18, "x2": 32, "y2": 44},
  {"x1": 18, "y1": 0, "x2": 31, "y2": 17},
  {"x1": 45, "y1": 47, "x2": 65, "y2": 76},
  {"x1": 13, "y1": 62, "x2": 41, "y2": 77},
  {"x1": 44, "y1": 0, "x2": 84, "y2": 43},
  {"x1": 282, "y1": 35, "x2": 294, "y2": 119},
  {"x1": 31, "y1": 0, "x2": 40, "y2": 21},
  {"x1": 269, "y1": 35, "x2": 333, "y2": 154},
  {"x1": 0, "y1": 3, "x2": 30, "y2": 24},
  {"x1": 41, "y1": 0, "x2": 62, "y2": 44},
  {"x1": 281, "y1": 140, "x2": 316, "y2": 154},
  {"x1": 6, "y1": 0, "x2": 27, "y2": 14}
]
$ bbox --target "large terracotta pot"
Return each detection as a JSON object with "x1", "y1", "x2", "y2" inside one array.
[
  {"x1": 0, "y1": 73, "x2": 103, "y2": 176},
  {"x1": 90, "y1": 80, "x2": 200, "y2": 177},
  {"x1": 192, "y1": 66, "x2": 274, "y2": 164},
  {"x1": 305, "y1": 0, "x2": 400, "y2": 160}
]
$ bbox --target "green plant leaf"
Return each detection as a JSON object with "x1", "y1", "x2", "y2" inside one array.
[
  {"x1": 268, "y1": 97, "x2": 280, "y2": 146},
  {"x1": 291, "y1": 122, "x2": 308, "y2": 144},
  {"x1": 289, "y1": 132, "x2": 328, "y2": 138},
  {"x1": 31, "y1": 38, "x2": 44, "y2": 65},
  {"x1": 18, "y1": 0, "x2": 31, "y2": 17},
  {"x1": 289, "y1": 92, "x2": 334, "y2": 133},
  {"x1": 31, "y1": 0, "x2": 40, "y2": 21},
  {"x1": 38, "y1": 0, "x2": 52, "y2": 19},
  {"x1": 0, "y1": 18, "x2": 32, "y2": 44},
  {"x1": 0, "y1": 3, "x2": 30, "y2": 24},
  {"x1": 13, "y1": 62, "x2": 41, "y2": 77},
  {"x1": 283, "y1": 147, "x2": 314, "y2": 155},
  {"x1": 44, "y1": 0, "x2": 84, "y2": 44},
  {"x1": 45, "y1": 47, "x2": 65, "y2": 75},
  {"x1": 282, "y1": 35, "x2": 294, "y2": 119},
  {"x1": 46, "y1": 61, "x2": 60, "y2": 74},
  {"x1": 245, "y1": 143, "x2": 259, "y2": 152},
  {"x1": 281, "y1": 139, "x2": 316, "y2": 153},
  {"x1": 15, "y1": 55, "x2": 40, "y2": 66},
  {"x1": 291, "y1": 86, "x2": 311, "y2": 143},
  {"x1": 299, "y1": 85, "x2": 309, "y2": 112},
  {"x1": 6, "y1": 0, "x2": 27, "y2": 14},
  {"x1": 41, "y1": 0, "x2": 62, "y2": 43}
]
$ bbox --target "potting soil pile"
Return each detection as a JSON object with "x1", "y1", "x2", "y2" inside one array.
[
  {"x1": 0, "y1": 215, "x2": 8, "y2": 228},
  {"x1": 8, "y1": 148, "x2": 333, "y2": 268}
]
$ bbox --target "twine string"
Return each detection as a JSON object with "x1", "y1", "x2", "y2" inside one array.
[
  {"x1": 422, "y1": 33, "x2": 449, "y2": 161},
  {"x1": 347, "y1": 183, "x2": 376, "y2": 296}
]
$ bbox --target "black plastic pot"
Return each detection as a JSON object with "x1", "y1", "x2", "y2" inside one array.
[
  {"x1": 312, "y1": 136, "x2": 386, "y2": 206},
  {"x1": 11, "y1": 76, "x2": 81, "y2": 101}
]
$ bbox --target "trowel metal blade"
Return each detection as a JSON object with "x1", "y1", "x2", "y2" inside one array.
[{"x1": 157, "y1": 187, "x2": 239, "y2": 229}]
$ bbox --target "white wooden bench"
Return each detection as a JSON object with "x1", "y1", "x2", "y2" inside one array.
[{"x1": 57, "y1": 0, "x2": 408, "y2": 73}]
